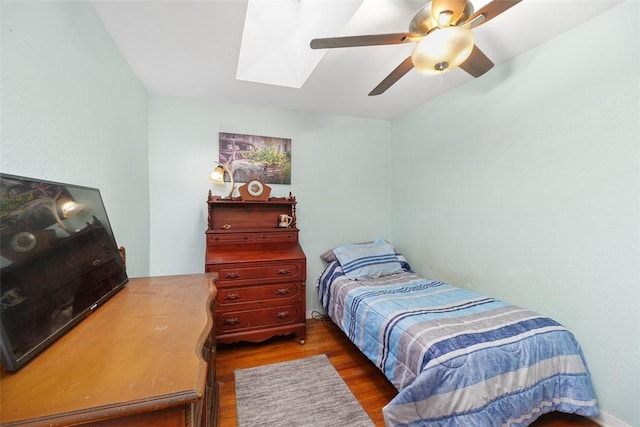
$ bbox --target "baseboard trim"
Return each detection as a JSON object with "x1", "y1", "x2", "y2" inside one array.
[{"x1": 591, "y1": 411, "x2": 631, "y2": 427}]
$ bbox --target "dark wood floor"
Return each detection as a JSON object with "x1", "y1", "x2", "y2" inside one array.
[{"x1": 216, "y1": 319, "x2": 598, "y2": 427}]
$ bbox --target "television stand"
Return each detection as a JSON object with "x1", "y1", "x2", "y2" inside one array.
[{"x1": 0, "y1": 274, "x2": 219, "y2": 427}]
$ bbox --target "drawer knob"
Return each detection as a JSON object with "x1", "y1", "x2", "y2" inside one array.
[
  {"x1": 275, "y1": 288, "x2": 290, "y2": 295},
  {"x1": 224, "y1": 317, "x2": 240, "y2": 325},
  {"x1": 277, "y1": 268, "x2": 291, "y2": 275},
  {"x1": 276, "y1": 311, "x2": 290, "y2": 319},
  {"x1": 224, "y1": 272, "x2": 240, "y2": 279},
  {"x1": 224, "y1": 293, "x2": 241, "y2": 301}
]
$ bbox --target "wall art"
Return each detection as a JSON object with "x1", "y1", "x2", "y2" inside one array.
[{"x1": 219, "y1": 132, "x2": 291, "y2": 185}]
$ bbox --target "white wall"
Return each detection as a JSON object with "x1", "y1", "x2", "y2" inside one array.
[
  {"x1": 390, "y1": 2, "x2": 639, "y2": 425},
  {"x1": 147, "y1": 95, "x2": 392, "y2": 313},
  {"x1": 1, "y1": 1, "x2": 150, "y2": 277}
]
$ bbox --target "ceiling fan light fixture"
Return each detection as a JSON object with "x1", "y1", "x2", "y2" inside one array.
[{"x1": 411, "y1": 26, "x2": 474, "y2": 74}]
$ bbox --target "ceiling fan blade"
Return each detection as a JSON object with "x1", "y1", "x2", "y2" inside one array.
[
  {"x1": 369, "y1": 56, "x2": 414, "y2": 96},
  {"x1": 431, "y1": 0, "x2": 468, "y2": 26},
  {"x1": 310, "y1": 33, "x2": 421, "y2": 50},
  {"x1": 464, "y1": 0, "x2": 522, "y2": 29},
  {"x1": 459, "y1": 44, "x2": 494, "y2": 78}
]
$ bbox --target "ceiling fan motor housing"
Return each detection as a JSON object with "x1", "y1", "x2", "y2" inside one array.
[{"x1": 409, "y1": 1, "x2": 475, "y2": 35}]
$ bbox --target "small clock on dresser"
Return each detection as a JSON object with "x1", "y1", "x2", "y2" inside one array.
[{"x1": 238, "y1": 179, "x2": 271, "y2": 201}]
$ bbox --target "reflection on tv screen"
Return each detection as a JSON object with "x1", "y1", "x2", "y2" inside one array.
[{"x1": 0, "y1": 174, "x2": 128, "y2": 371}]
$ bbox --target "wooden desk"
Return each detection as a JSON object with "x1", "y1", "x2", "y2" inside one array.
[{"x1": 0, "y1": 274, "x2": 218, "y2": 426}]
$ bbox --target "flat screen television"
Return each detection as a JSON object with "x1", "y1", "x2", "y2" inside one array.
[{"x1": 0, "y1": 174, "x2": 128, "y2": 371}]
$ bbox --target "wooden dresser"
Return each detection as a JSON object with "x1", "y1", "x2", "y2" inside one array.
[
  {"x1": 0, "y1": 274, "x2": 219, "y2": 427},
  {"x1": 205, "y1": 192, "x2": 306, "y2": 344}
]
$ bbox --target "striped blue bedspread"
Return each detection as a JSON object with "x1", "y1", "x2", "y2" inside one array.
[{"x1": 318, "y1": 261, "x2": 599, "y2": 426}]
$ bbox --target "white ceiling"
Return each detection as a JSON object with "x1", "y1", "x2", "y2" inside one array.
[{"x1": 91, "y1": 0, "x2": 624, "y2": 120}]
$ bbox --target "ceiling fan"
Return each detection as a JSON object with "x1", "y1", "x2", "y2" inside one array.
[{"x1": 310, "y1": 0, "x2": 522, "y2": 96}]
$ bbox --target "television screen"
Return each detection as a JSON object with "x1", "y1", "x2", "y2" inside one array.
[{"x1": 0, "y1": 174, "x2": 128, "y2": 371}]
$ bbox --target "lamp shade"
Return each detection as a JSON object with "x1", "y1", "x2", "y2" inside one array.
[
  {"x1": 209, "y1": 165, "x2": 226, "y2": 183},
  {"x1": 411, "y1": 26, "x2": 474, "y2": 73},
  {"x1": 209, "y1": 163, "x2": 236, "y2": 199}
]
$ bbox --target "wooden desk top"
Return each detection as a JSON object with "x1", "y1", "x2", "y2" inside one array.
[{"x1": 0, "y1": 274, "x2": 215, "y2": 426}]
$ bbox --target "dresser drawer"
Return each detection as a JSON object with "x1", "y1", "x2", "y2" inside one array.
[
  {"x1": 216, "y1": 305, "x2": 299, "y2": 332},
  {"x1": 207, "y1": 233, "x2": 255, "y2": 244},
  {"x1": 217, "y1": 283, "x2": 298, "y2": 305},
  {"x1": 212, "y1": 261, "x2": 305, "y2": 285},
  {"x1": 256, "y1": 232, "x2": 297, "y2": 242}
]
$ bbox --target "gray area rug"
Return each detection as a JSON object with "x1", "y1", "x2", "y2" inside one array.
[{"x1": 235, "y1": 354, "x2": 374, "y2": 427}]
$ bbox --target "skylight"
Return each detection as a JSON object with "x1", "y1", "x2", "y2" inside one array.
[{"x1": 236, "y1": 0, "x2": 363, "y2": 88}]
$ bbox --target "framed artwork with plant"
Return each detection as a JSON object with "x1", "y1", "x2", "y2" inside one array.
[{"x1": 219, "y1": 132, "x2": 291, "y2": 184}]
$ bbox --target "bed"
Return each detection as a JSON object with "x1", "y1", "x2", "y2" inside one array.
[{"x1": 317, "y1": 240, "x2": 599, "y2": 426}]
